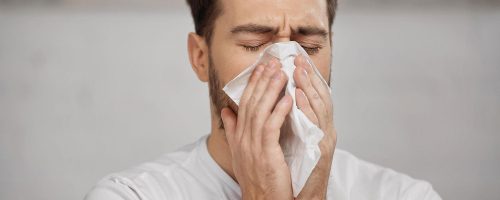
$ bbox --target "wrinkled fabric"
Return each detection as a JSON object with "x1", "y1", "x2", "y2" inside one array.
[{"x1": 85, "y1": 135, "x2": 442, "y2": 200}]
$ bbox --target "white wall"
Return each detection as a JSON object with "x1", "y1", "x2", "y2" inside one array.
[{"x1": 0, "y1": 2, "x2": 499, "y2": 200}]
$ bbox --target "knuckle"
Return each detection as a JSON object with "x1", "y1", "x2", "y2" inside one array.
[
  {"x1": 263, "y1": 123, "x2": 276, "y2": 133},
  {"x1": 251, "y1": 150, "x2": 263, "y2": 163},
  {"x1": 251, "y1": 66, "x2": 261, "y2": 76},
  {"x1": 326, "y1": 103, "x2": 334, "y2": 115},
  {"x1": 268, "y1": 80, "x2": 279, "y2": 89},
  {"x1": 259, "y1": 156, "x2": 271, "y2": 169},
  {"x1": 305, "y1": 82, "x2": 314, "y2": 90},
  {"x1": 314, "y1": 100, "x2": 326, "y2": 113},
  {"x1": 239, "y1": 98, "x2": 247, "y2": 107},
  {"x1": 253, "y1": 106, "x2": 264, "y2": 118},
  {"x1": 325, "y1": 108, "x2": 332, "y2": 117},
  {"x1": 312, "y1": 92, "x2": 321, "y2": 100},
  {"x1": 251, "y1": 114, "x2": 260, "y2": 128},
  {"x1": 234, "y1": 134, "x2": 243, "y2": 145},
  {"x1": 263, "y1": 70, "x2": 274, "y2": 79},
  {"x1": 319, "y1": 101, "x2": 326, "y2": 110},
  {"x1": 248, "y1": 96, "x2": 257, "y2": 108},
  {"x1": 322, "y1": 110, "x2": 330, "y2": 120},
  {"x1": 240, "y1": 139, "x2": 250, "y2": 151}
]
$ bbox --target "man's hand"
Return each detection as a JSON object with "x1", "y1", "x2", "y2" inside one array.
[
  {"x1": 293, "y1": 55, "x2": 337, "y2": 200},
  {"x1": 221, "y1": 59, "x2": 294, "y2": 200},
  {"x1": 221, "y1": 55, "x2": 336, "y2": 200}
]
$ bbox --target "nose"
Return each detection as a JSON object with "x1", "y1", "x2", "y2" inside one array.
[
  {"x1": 273, "y1": 33, "x2": 291, "y2": 43},
  {"x1": 272, "y1": 19, "x2": 292, "y2": 43},
  {"x1": 273, "y1": 13, "x2": 292, "y2": 43}
]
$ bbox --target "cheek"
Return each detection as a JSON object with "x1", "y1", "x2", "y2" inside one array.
[
  {"x1": 211, "y1": 45, "x2": 262, "y2": 86},
  {"x1": 310, "y1": 53, "x2": 332, "y2": 82}
]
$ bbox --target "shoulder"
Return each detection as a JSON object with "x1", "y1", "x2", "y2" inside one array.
[
  {"x1": 329, "y1": 149, "x2": 442, "y2": 200},
  {"x1": 85, "y1": 138, "x2": 206, "y2": 200}
]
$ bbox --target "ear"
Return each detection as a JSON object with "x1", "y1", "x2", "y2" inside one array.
[{"x1": 187, "y1": 32, "x2": 209, "y2": 82}]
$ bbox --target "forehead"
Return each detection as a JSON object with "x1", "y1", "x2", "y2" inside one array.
[{"x1": 217, "y1": 0, "x2": 328, "y2": 30}]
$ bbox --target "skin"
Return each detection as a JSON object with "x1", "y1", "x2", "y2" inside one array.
[{"x1": 187, "y1": 0, "x2": 336, "y2": 199}]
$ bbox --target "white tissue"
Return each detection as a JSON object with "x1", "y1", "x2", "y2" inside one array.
[{"x1": 222, "y1": 41, "x2": 330, "y2": 197}]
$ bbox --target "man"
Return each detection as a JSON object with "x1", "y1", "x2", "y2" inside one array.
[{"x1": 85, "y1": 0, "x2": 441, "y2": 199}]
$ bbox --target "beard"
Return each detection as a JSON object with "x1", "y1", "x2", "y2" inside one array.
[{"x1": 208, "y1": 55, "x2": 238, "y2": 129}]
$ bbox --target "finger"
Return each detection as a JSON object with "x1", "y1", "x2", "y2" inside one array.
[
  {"x1": 294, "y1": 66, "x2": 327, "y2": 128},
  {"x1": 237, "y1": 64, "x2": 265, "y2": 139},
  {"x1": 295, "y1": 55, "x2": 332, "y2": 109},
  {"x1": 248, "y1": 59, "x2": 279, "y2": 110},
  {"x1": 264, "y1": 94, "x2": 293, "y2": 144},
  {"x1": 221, "y1": 107, "x2": 237, "y2": 148},
  {"x1": 296, "y1": 88, "x2": 319, "y2": 125},
  {"x1": 239, "y1": 64, "x2": 265, "y2": 107},
  {"x1": 244, "y1": 60, "x2": 280, "y2": 142},
  {"x1": 253, "y1": 70, "x2": 288, "y2": 127},
  {"x1": 252, "y1": 70, "x2": 288, "y2": 145}
]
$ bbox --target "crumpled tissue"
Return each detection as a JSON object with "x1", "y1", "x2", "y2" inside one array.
[{"x1": 223, "y1": 41, "x2": 330, "y2": 197}]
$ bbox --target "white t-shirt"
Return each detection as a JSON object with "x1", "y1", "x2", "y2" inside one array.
[{"x1": 85, "y1": 135, "x2": 441, "y2": 200}]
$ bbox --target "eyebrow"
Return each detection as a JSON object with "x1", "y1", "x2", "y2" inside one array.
[
  {"x1": 231, "y1": 24, "x2": 278, "y2": 34},
  {"x1": 230, "y1": 23, "x2": 329, "y2": 40},
  {"x1": 294, "y1": 26, "x2": 329, "y2": 40}
]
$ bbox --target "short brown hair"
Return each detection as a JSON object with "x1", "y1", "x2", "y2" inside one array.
[{"x1": 185, "y1": 0, "x2": 338, "y2": 44}]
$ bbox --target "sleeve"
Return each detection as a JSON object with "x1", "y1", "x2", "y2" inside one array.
[
  {"x1": 84, "y1": 178, "x2": 141, "y2": 200},
  {"x1": 400, "y1": 180, "x2": 442, "y2": 200}
]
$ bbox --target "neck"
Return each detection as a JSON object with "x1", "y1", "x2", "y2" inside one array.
[{"x1": 207, "y1": 105, "x2": 237, "y2": 181}]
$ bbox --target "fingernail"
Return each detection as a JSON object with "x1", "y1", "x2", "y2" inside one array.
[
  {"x1": 298, "y1": 89, "x2": 305, "y2": 97},
  {"x1": 302, "y1": 68, "x2": 308, "y2": 77}
]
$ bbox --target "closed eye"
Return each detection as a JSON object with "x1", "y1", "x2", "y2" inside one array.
[
  {"x1": 301, "y1": 46, "x2": 321, "y2": 55},
  {"x1": 242, "y1": 43, "x2": 266, "y2": 52},
  {"x1": 240, "y1": 42, "x2": 322, "y2": 55}
]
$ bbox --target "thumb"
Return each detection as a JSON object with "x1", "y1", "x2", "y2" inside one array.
[{"x1": 221, "y1": 107, "x2": 237, "y2": 141}]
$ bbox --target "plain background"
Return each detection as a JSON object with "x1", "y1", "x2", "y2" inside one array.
[{"x1": 1, "y1": 0, "x2": 499, "y2": 199}]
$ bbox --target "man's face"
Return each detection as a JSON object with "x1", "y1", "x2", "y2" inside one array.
[{"x1": 208, "y1": 0, "x2": 332, "y2": 126}]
